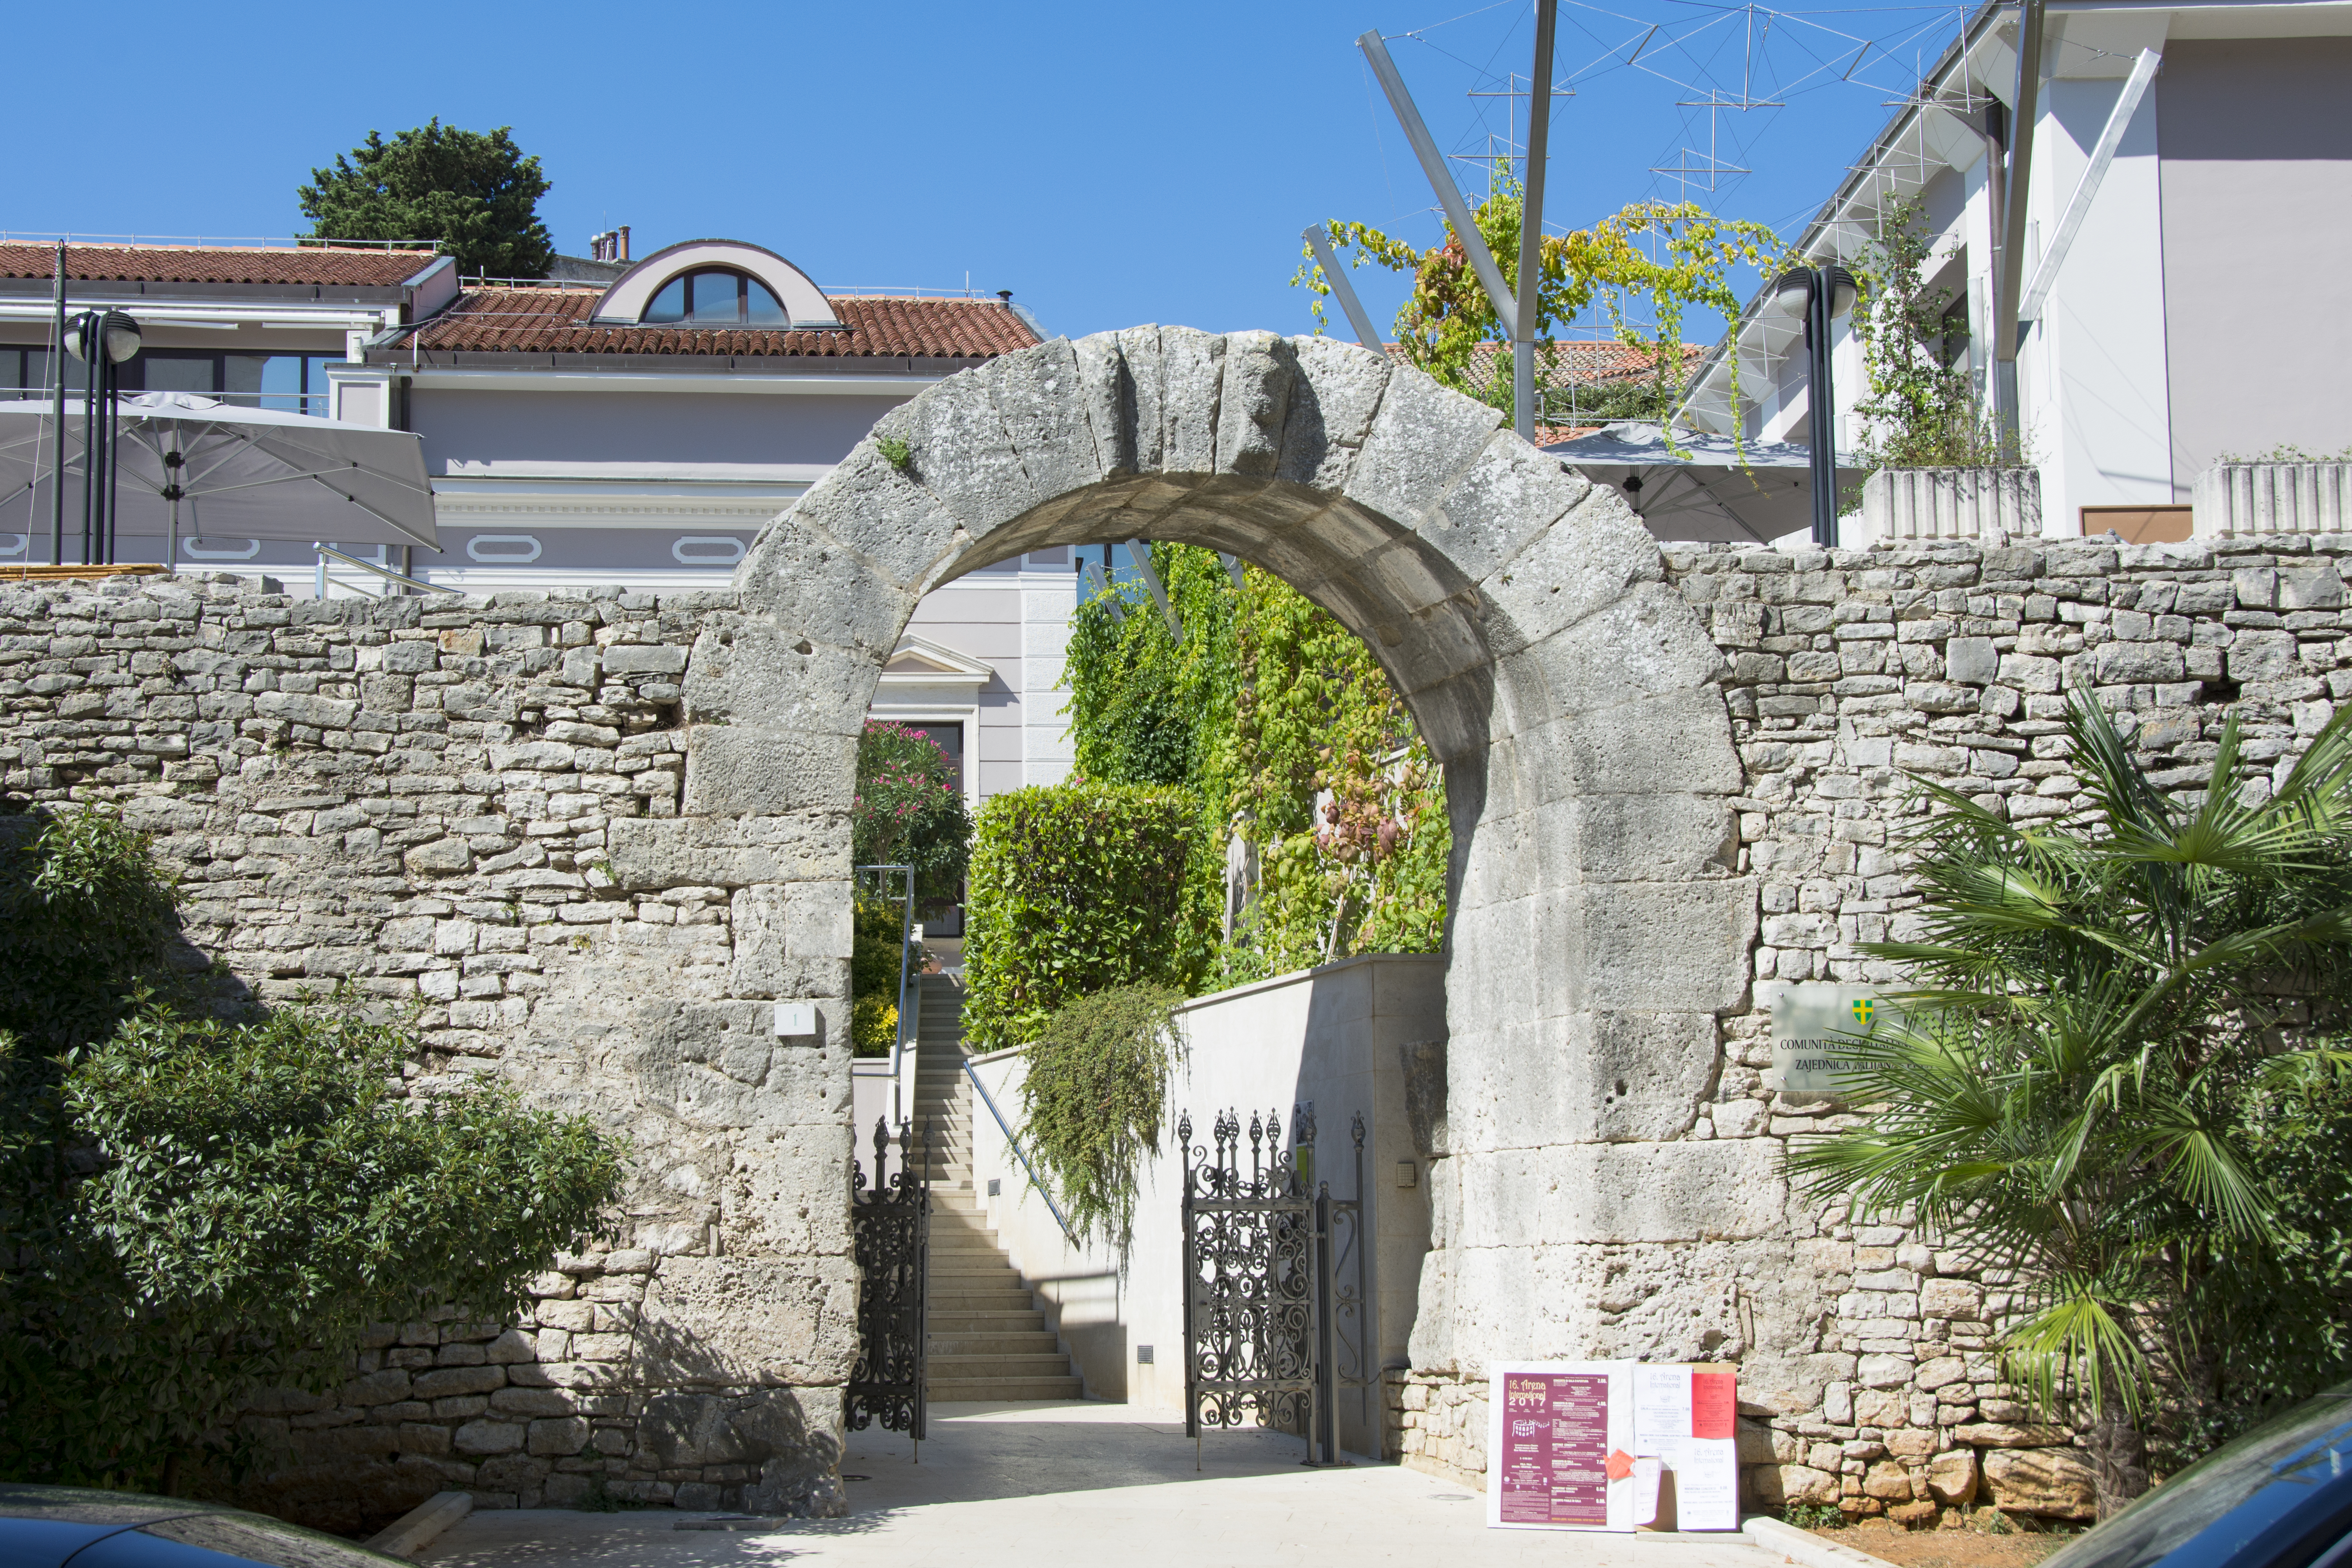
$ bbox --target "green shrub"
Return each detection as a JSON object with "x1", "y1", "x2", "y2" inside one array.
[
  {"x1": 1018, "y1": 982, "x2": 1184, "y2": 1257},
  {"x1": 853, "y1": 720, "x2": 971, "y2": 903},
  {"x1": 849, "y1": 894, "x2": 911, "y2": 1058},
  {"x1": 961, "y1": 781, "x2": 1195, "y2": 1053},
  {"x1": 0, "y1": 809, "x2": 624, "y2": 1491}
]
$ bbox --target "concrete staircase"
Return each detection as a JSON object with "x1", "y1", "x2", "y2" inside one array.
[{"x1": 914, "y1": 975, "x2": 1083, "y2": 1402}]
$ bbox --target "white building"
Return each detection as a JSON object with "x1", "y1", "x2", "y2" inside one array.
[
  {"x1": 0, "y1": 238, "x2": 1080, "y2": 835},
  {"x1": 1679, "y1": 0, "x2": 2352, "y2": 541}
]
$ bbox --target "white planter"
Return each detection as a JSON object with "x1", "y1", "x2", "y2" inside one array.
[
  {"x1": 1858, "y1": 468, "x2": 2041, "y2": 544},
  {"x1": 2193, "y1": 462, "x2": 2352, "y2": 537}
]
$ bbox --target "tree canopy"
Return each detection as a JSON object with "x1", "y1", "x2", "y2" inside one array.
[{"x1": 298, "y1": 120, "x2": 555, "y2": 278}]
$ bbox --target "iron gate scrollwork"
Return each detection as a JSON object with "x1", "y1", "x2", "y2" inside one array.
[
  {"x1": 1180, "y1": 1104, "x2": 1373, "y2": 1465},
  {"x1": 846, "y1": 1116, "x2": 928, "y2": 1442}
]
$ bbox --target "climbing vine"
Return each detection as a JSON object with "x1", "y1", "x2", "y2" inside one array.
[
  {"x1": 1847, "y1": 197, "x2": 2022, "y2": 477},
  {"x1": 1062, "y1": 544, "x2": 1450, "y2": 991},
  {"x1": 1292, "y1": 171, "x2": 1784, "y2": 435}
]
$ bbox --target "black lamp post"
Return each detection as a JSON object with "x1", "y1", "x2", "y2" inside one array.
[
  {"x1": 62, "y1": 308, "x2": 141, "y2": 565},
  {"x1": 1770, "y1": 265, "x2": 1857, "y2": 547}
]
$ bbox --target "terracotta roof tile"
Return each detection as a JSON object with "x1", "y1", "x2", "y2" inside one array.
[
  {"x1": 0, "y1": 243, "x2": 437, "y2": 287},
  {"x1": 403, "y1": 287, "x2": 1041, "y2": 359}
]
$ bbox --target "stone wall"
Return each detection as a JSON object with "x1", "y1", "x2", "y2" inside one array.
[
  {"x1": 0, "y1": 575, "x2": 855, "y2": 1534},
  {"x1": 1397, "y1": 531, "x2": 2352, "y2": 1525}
]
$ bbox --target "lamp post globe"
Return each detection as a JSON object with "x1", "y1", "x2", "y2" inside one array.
[{"x1": 99, "y1": 310, "x2": 141, "y2": 363}]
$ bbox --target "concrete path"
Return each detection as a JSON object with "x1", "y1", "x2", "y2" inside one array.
[{"x1": 421, "y1": 1402, "x2": 1777, "y2": 1568}]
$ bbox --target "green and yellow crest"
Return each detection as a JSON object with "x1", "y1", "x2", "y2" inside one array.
[{"x1": 1850, "y1": 998, "x2": 1876, "y2": 1030}]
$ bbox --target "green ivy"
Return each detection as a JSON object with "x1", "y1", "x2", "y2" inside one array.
[
  {"x1": 1061, "y1": 545, "x2": 1450, "y2": 991},
  {"x1": 1015, "y1": 982, "x2": 1184, "y2": 1258},
  {"x1": 960, "y1": 781, "x2": 1195, "y2": 1053},
  {"x1": 1847, "y1": 197, "x2": 2024, "y2": 486}
]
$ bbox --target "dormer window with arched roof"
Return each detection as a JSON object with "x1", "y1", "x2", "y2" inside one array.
[
  {"x1": 588, "y1": 239, "x2": 844, "y2": 330},
  {"x1": 641, "y1": 268, "x2": 789, "y2": 327}
]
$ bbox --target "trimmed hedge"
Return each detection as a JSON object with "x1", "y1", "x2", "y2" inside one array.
[{"x1": 961, "y1": 781, "x2": 1196, "y2": 1053}]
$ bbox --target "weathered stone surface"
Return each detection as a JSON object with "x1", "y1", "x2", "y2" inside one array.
[
  {"x1": 1985, "y1": 1448, "x2": 2096, "y2": 1519},
  {"x1": 1926, "y1": 1449, "x2": 1980, "y2": 1505}
]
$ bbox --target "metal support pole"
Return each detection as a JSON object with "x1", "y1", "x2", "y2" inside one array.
[
  {"x1": 79, "y1": 330, "x2": 97, "y2": 567},
  {"x1": 1993, "y1": 0, "x2": 2046, "y2": 439},
  {"x1": 1303, "y1": 225, "x2": 1387, "y2": 353},
  {"x1": 1357, "y1": 30, "x2": 1518, "y2": 338},
  {"x1": 1808, "y1": 271, "x2": 1839, "y2": 549},
  {"x1": 1512, "y1": 0, "x2": 1558, "y2": 444},
  {"x1": 49, "y1": 245, "x2": 65, "y2": 567},
  {"x1": 1314, "y1": 1181, "x2": 1338, "y2": 1465}
]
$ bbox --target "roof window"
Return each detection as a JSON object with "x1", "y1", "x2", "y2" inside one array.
[{"x1": 641, "y1": 267, "x2": 788, "y2": 327}]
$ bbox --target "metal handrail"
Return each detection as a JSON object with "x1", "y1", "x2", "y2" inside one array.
[
  {"x1": 312, "y1": 542, "x2": 460, "y2": 595},
  {"x1": 854, "y1": 863, "x2": 918, "y2": 1124},
  {"x1": 962, "y1": 1056, "x2": 1078, "y2": 1247}
]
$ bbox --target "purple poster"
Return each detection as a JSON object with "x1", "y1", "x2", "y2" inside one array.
[{"x1": 1499, "y1": 1372, "x2": 1612, "y2": 1525}]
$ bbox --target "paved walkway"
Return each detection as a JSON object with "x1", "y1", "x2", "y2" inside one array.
[{"x1": 421, "y1": 1402, "x2": 1777, "y2": 1568}]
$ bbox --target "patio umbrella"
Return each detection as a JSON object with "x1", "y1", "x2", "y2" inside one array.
[
  {"x1": 0, "y1": 391, "x2": 437, "y2": 564},
  {"x1": 1546, "y1": 421, "x2": 1866, "y2": 545}
]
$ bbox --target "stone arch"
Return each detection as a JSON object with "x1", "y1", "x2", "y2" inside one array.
[{"x1": 695, "y1": 327, "x2": 1761, "y2": 1394}]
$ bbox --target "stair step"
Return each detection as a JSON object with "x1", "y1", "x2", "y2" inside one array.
[
  {"x1": 926, "y1": 1376, "x2": 1084, "y2": 1400},
  {"x1": 927, "y1": 1332, "x2": 1064, "y2": 1356},
  {"x1": 926, "y1": 1353, "x2": 1080, "y2": 1376},
  {"x1": 930, "y1": 1291, "x2": 1038, "y2": 1311},
  {"x1": 927, "y1": 1311, "x2": 1047, "y2": 1332}
]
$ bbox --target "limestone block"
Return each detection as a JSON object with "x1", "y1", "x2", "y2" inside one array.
[
  {"x1": 1913, "y1": 1354, "x2": 1970, "y2": 1389},
  {"x1": 1277, "y1": 334, "x2": 1391, "y2": 493},
  {"x1": 1945, "y1": 637, "x2": 2000, "y2": 685},
  {"x1": 1925, "y1": 1449, "x2": 1980, "y2": 1505},
  {"x1": 1476, "y1": 496, "x2": 1666, "y2": 658},
  {"x1": 1886, "y1": 1430, "x2": 1938, "y2": 1461},
  {"x1": 1448, "y1": 1138, "x2": 1785, "y2": 1249},
  {"x1": 636, "y1": 1260, "x2": 861, "y2": 1391},
  {"x1": 2228, "y1": 630, "x2": 2301, "y2": 684},
  {"x1": 2095, "y1": 641, "x2": 2187, "y2": 685},
  {"x1": 1956, "y1": 1423, "x2": 2072, "y2": 1447},
  {"x1": 1563, "y1": 790, "x2": 1740, "y2": 886},
  {"x1": 1430, "y1": 437, "x2": 1603, "y2": 586},
  {"x1": 732, "y1": 527, "x2": 913, "y2": 657},
  {"x1": 681, "y1": 725, "x2": 856, "y2": 817},
  {"x1": 1857, "y1": 1354, "x2": 1913, "y2": 1390},
  {"x1": 606, "y1": 812, "x2": 848, "y2": 891},
  {"x1": 489, "y1": 1388, "x2": 577, "y2": 1419},
  {"x1": 1752, "y1": 1464, "x2": 1840, "y2": 1507},
  {"x1": 1862, "y1": 1459, "x2": 1915, "y2": 1500},
  {"x1": 2281, "y1": 563, "x2": 2346, "y2": 610},
  {"x1": 452, "y1": 1419, "x2": 524, "y2": 1455},
  {"x1": 256, "y1": 690, "x2": 359, "y2": 729},
  {"x1": 1345, "y1": 365, "x2": 1503, "y2": 531},
  {"x1": 526, "y1": 1417, "x2": 591, "y2": 1456},
  {"x1": 974, "y1": 339, "x2": 1108, "y2": 506},
  {"x1": 1525, "y1": 583, "x2": 1729, "y2": 717},
  {"x1": 862, "y1": 358, "x2": 1037, "y2": 535},
  {"x1": 1156, "y1": 327, "x2": 1226, "y2": 474},
  {"x1": 1566, "y1": 877, "x2": 1758, "y2": 1014},
  {"x1": 412, "y1": 1367, "x2": 505, "y2": 1399},
  {"x1": 1984, "y1": 1448, "x2": 2096, "y2": 1519},
  {"x1": 1919, "y1": 1281, "x2": 1984, "y2": 1321},
  {"x1": 729, "y1": 882, "x2": 853, "y2": 999},
  {"x1": 1557, "y1": 689, "x2": 1743, "y2": 799},
  {"x1": 1213, "y1": 332, "x2": 1296, "y2": 478}
]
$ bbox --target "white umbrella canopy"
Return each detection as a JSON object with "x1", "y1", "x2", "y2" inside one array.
[
  {"x1": 0, "y1": 392, "x2": 437, "y2": 559},
  {"x1": 1545, "y1": 421, "x2": 1867, "y2": 545}
]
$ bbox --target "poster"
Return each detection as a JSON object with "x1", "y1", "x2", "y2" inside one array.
[
  {"x1": 1628, "y1": 1363, "x2": 1740, "y2": 1531},
  {"x1": 1486, "y1": 1361, "x2": 1634, "y2": 1532}
]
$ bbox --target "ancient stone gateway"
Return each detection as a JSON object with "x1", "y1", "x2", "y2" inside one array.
[{"x1": 722, "y1": 327, "x2": 1778, "y2": 1462}]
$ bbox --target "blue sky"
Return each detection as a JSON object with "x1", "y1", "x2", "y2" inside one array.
[{"x1": 6, "y1": 2, "x2": 1969, "y2": 343}]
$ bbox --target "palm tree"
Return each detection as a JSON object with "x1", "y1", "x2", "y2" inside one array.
[{"x1": 1790, "y1": 690, "x2": 2352, "y2": 1517}]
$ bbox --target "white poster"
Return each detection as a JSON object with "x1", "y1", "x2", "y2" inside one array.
[{"x1": 1627, "y1": 1363, "x2": 1741, "y2": 1531}]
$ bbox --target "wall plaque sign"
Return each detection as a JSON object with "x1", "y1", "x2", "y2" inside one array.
[{"x1": 1766, "y1": 982, "x2": 1895, "y2": 1098}]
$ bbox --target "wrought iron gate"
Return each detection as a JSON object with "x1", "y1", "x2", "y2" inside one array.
[
  {"x1": 846, "y1": 1117, "x2": 929, "y2": 1441},
  {"x1": 1179, "y1": 1105, "x2": 1372, "y2": 1465}
]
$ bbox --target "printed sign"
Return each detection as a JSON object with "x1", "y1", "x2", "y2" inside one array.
[
  {"x1": 1629, "y1": 1365, "x2": 1740, "y2": 1531},
  {"x1": 1766, "y1": 982, "x2": 1896, "y2": 1098},
  {"x1": 1487, "y1": 1362, "x2": 1634, "y2": 1532}
]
